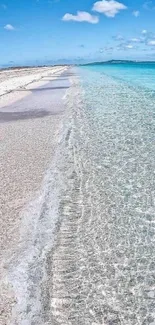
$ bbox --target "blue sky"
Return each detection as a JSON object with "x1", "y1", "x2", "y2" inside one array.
[{"x1": 0, "y1": 0, "x2": 155, "y2": 65}]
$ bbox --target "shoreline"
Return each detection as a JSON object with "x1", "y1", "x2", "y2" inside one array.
[
  {"x1": 0, "y1": 66, "x2": 72, "y2": 324},
  {"x1": 0, "y1": 64, "x2": 70, "y2": 71}
]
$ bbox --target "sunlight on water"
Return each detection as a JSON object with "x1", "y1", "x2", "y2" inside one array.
[{"x1": 50, "y1": 66, "x2": 155, "y2": 325}]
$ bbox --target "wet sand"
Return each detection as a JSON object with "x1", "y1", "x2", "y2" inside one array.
[{"x1": 0, "y1": 66, "x2": 70, "y2": 324}]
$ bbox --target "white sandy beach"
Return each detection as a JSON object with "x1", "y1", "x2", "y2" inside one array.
[
  {"x1": 0, "y1": 66, "x2": 67, "y2": 107},
  {"x1": 0, "y1": 65, "x2": 69, "y2": 324}
]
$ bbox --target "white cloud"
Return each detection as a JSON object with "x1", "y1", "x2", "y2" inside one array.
[
  {"x1": 114, "y1": 34, "x2": 124, "y2": 40},
  {"x1": 142, "y1": 29, "x2": 147, "y2": 34},
  {"x1": 116, "y1": 42, "x2": 136, "y2": 50},
  {"x1": 130, "y1": 38, "x2": 141, "y2": 42},
  {"x1": 4, "y1": 24, "x2": 15, "y2": 30},
  {"x1": 132, "y1": 10, "x2": 140, "y2": 17},
  {"x1": 92, "y1": 0, "x2": 127, "y2": 18},
  {"x1": 99, "y1": 46, "x2": 113, "y2": 53},
  {"x1": 62, "y1": 11, "x2": 99, "y2": 24},
  {"x1": 147, "y1": 40, "x2": 155, "y2": 46},
  {"x1": 125, "y1": 44, "x2": 134, "y2": 49},
  {"x1": 105, "y1": 46, "x2": 113, "y2": 51}
]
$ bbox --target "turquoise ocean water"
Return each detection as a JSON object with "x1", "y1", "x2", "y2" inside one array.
[
  {"x1": 82, "y1": 62, "x2": 155, "y2": 90},
  {"x1": 78, "y1": 63, "x2": 155, "y2": 324},
  {"x1": 22, "y1": 63, "x2": 154, "y2": 325},
  {"x1": 51, "y1": 62, "x2": 155, "y2": 325}
]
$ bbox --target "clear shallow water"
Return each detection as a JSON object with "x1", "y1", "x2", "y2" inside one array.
[
  {"x1": 82, "y1": 62, "x2": 155, "y2": 91},
  {"x1": 50, "y1": 65, "x2": 155, "y2": 325},
  {"x1": 9, "y1": 66, "x2": 155, "y2": 324}
]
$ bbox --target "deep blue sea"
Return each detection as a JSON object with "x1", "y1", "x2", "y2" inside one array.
[{"x1": 51, "y1": 62, "x2": 155, "y2": 325}]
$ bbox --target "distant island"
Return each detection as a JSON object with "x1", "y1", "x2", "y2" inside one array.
[{"x1": 80, "y1": 60, "x2": 155, "y2": 66}]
